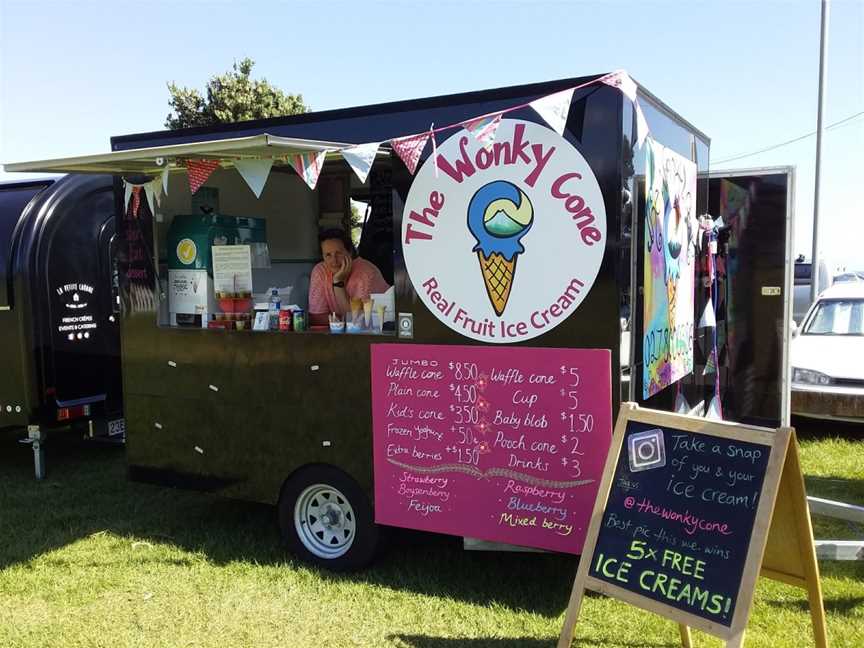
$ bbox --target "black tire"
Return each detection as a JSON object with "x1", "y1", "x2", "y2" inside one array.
[{"x1": 277, "y1": 464, "x2": 378, "y2": 571}]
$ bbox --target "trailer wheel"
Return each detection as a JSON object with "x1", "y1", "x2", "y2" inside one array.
[{"x1": 278, "y1": 464, "x2": 378, "y2": 571}]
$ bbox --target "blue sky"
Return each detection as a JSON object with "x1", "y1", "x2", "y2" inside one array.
[{"x1": 1, "y1": 0, "x2": 861, "y2": 266}]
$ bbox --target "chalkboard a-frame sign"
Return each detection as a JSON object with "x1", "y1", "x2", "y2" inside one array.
[{"x1": 558, "y1": 403, "x2": 828, "y2": 648}]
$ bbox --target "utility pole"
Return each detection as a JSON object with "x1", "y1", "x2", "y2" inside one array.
[{"x1": 811, "y1": 0, "x2": 830, "y2": 302}]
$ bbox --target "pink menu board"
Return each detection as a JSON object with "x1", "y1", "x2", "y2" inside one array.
[{"x1": 371, "y1": 343, "x2": 612, "y2": 554}]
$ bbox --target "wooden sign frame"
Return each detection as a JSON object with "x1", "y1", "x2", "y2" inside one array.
[{"x1": 558, "y1": 403, "x2": 828, "y2": 648}]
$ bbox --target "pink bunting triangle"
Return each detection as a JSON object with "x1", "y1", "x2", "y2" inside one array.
[
  {"x1": 391, "y1": 131, "x2": 431, "y2": 175},
  {"x1": 130, "y1": 186, "x2": 142, "y2": 218},
  {"x1": 184, "y1": 159, "x2": 221, "y2": 195},
  {"x1": 462, "y1": 113, "x2": 503, "y2": 150},
  {"x1": 291, "y1": 150, "x2": 328, "y2": 190}
]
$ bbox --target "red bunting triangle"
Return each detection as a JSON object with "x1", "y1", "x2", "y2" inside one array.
[
  {"x1": 184, "y1": 159, "x2": 221, "y2": 195},
  {"x1": 130, "y1": 186, "x2": 142, "y2": 218},
  {"x1": 391, "y1": 131, "x2": 431, "y2": 175}
]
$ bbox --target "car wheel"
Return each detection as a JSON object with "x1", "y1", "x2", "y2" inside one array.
[{"x1": 278, "y1": 464, "x2": 378, "y2": 571}]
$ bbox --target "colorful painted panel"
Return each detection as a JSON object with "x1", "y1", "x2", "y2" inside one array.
[{"x1": 643, "y1": 140, "x2": 697, "y2": 399}]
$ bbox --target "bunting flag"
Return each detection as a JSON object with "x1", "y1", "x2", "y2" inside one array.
[
  {"x1": 702, "y1": 350, "x2": 717, "y2": 376},
  {"x1": 529, "y1": 87, "x2": 574, "y2": 135},
  {"x1": 184, "y1": 159, "x2": 221, "y2": 195},
  {"x1": 698, "y1": 300, "x2": 716, "y2": 328},
  {"x1": 130, "y1": 186, "x2": 142, "y2": 218},
  {"x1": 143, "y1": 182, "x2": 156, "y2": 215},
  {"x1": 161, "y1": 168, "x2": 170, "y2": 196},
  {"x1": 341, "y1": 142, "x2": 381, "y2": 184},
  {"x1": 291, "y1": 150, "x2": 327, "y2": 190},
  {"x1": 462, "y1": 113, "x2": 503, "y2": 150},
  {"x1": 674, "y1": 390, "x2": 691, "y2": 414},
  {"x1": 688, "y1": 400, "x2": 706, "y2": 417},
  {"x1": 391, "y1": 130, "x2": 431, "y2": 175},
  {"x1": 601, "y1": 70, "x2": 637, "y2": 101},
  {"x1": 123, "y1": 181, "x2": 133, "y2": 215},
  {"x1": 235, "y1": 158, "x2": 274, "y2": 198},
  {"x1": 706, "y1": 394, "x2": 723, "y2": 420}
]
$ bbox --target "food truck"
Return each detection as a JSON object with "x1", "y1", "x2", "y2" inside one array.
[
  {"x1": 0, "y1": 176, "x2": 124, "y2": 476},
  {"x1": 5, "y1": 72, "x2": 721, "y2": 569}
]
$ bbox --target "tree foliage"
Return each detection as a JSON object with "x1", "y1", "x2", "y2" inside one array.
[{"x1": 165, "y1": 58, "x2": 307, "y2": 130}]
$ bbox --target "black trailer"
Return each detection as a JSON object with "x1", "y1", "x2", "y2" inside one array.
[
  {"x1": 5, "y1": 73, "x2": 712, "y2": 568},
  {"x1": 0, "y1": 176, "x2": 124, "y2": 477}
]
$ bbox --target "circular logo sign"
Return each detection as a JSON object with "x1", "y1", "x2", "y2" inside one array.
[
  {"x1": 402, "y1": 119, "x2": 607, "y2": 343},
  {"x1": 176, "y1": 238, "x2": 198, "y2": 265}
]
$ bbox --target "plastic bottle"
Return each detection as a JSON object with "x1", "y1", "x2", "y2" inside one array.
[{"x1": 268, "y1": 289, "x2": 281, "y2": 330}]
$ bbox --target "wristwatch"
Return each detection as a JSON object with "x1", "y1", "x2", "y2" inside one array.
[{"x1": 332, "y1": 281, "x2": 346, "y2": 288}]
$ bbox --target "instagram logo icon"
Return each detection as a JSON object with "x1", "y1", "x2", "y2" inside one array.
[{"x1": 627, "y1": 428, "x2": 666, "y2": 473}]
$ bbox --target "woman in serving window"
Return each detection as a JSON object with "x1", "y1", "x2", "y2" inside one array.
[{"x1": 308, "y1": 228, "x2": 389, "y2": 326}]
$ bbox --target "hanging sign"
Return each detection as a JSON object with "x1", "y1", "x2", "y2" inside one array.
[
  {"x1": 558, "y1": 404, "x2": 828, "y2": 648},
  {"x1": 372, "y1": 343, "x2": 613, "y2": 554},
  {"x1": 401, "y1": 118, "x2": 606, "y2": 344}
]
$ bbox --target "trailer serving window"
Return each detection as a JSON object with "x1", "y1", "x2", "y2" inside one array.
[{"x1": 3, "y1": 135, "x2": 396, "y2": 336}]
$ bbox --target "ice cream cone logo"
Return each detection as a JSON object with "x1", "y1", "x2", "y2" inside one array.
[{"x1": 467, "y1": 181, "x2": 534, "y2": 316}]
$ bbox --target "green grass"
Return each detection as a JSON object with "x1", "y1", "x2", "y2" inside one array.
[{"x1": 0, "y1": 422, "x2": 861, "y2": 648}]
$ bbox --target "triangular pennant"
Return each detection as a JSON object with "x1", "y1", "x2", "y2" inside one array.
[
  {"x1": 702, "y1": 351, "x2": 717, "y2": 376},
  {"x1": 391, "y1": 131, "x2": 431, "y2": 175},
  {"x1": 698, "y1": 300, "x2": 716, "y2": 328},
  {"x1": 149, "y1": 176, "x2": 163, "y2": 207},
  {"x1": 124, "y1": 181, "x2": 133, "y2": 214},
  {"x1": 706, "y1": 395, "x2": 723, "y2": 420},
  {"x1": 161, "y1": 168, "x2": 170, "y2": 195},
  {"x1": 529, "y1": 87, "x2": 574, "y2": 135},
  {"x1": 635, "y1": 99, "x2": 650, "y2": 147},
  {"x1": 688, "y1": 400, "x2": 705, "y2": 417},
  {"x1": 462, "y1": 113, "x2": 503, "y2": 150},
  {"x1": 143, "y1": 183, "x2": 156, "y2": 215},
  {"x1": 130, "y1": 186, "x2": 142, "y2": 218},
  {"x1": 235, "y1": 158, "x2": 274, "y2": 198},
  {"x1": 341, "y1": 142, "x2": 381, "y2": 184},
  {"x1": 291, "y1": 150, "x2": 327, "y2": 190},
  {"x1": 601, "y1": 70, "x2": 637, "y2": 101},
  {"x1": 184, "y1": 159, "x2": 221, "y2": 195},
  {"x1": 674, "y1": 391, "x2": 690, "y2": 414}
]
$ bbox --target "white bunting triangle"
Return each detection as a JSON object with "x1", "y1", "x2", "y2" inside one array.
[
  {"x1": 341, "y1": 142, "x2": 381, "y2": 184},
  {"x1": 143, "y1": 182, "x2": 156, "y2": 215},
  {"x1": 698, "y1": 301, "x2": 716, "y2": 328},
  {"x1": 123, "y1": 181, "x2": 133, "y2": 214},
  {"x1": 706, "y1": 395, "x2": 723, "y2": 420},
  {"x1": 530, "y1": 87, "x2": 574, "y2": 135},
  {"x1": 688, "y1": 400, "x2": 706, "y2": 417},
  {"x1": 235, "y1": 158, "x2": 274, "y2": 198},
  {"x1": 161, "y1": 168, "x2": 170, "y2": 195},
  {"x1": 675, "y1": 391, "x2": 690, "y2": 414}
]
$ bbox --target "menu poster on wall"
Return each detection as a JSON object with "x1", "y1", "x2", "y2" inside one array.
[
  {"x1": 558, "y1": 405, "x2": 826, "y2": 648},
  {"x1": 371, "y1": 343, "x2": 613, "y2": 554},
  {"x1": 212, "y1": 245, "x2": 252, "y2": 293}
]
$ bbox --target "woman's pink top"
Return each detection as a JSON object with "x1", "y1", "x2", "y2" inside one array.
[{"x1": 308, "y1": 258, "x2": 390, "y2": 315}]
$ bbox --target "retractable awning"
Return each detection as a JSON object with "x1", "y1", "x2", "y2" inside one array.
[{"x1": 2, "y1": 134, "x2": 353, "y2": 175}]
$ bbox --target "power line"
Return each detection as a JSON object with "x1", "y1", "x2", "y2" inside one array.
[{"x1": 713, "y1": 110, "x2": 864, "y2": 165}]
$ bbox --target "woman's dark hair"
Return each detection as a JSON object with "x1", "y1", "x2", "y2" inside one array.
[{"x1": 318, "y1": 228, "x2": 356, "y2": 257}]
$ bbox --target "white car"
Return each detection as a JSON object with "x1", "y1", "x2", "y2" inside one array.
[{"x1": 791, "y1": 282, "x2": 864, "y2": 422}]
